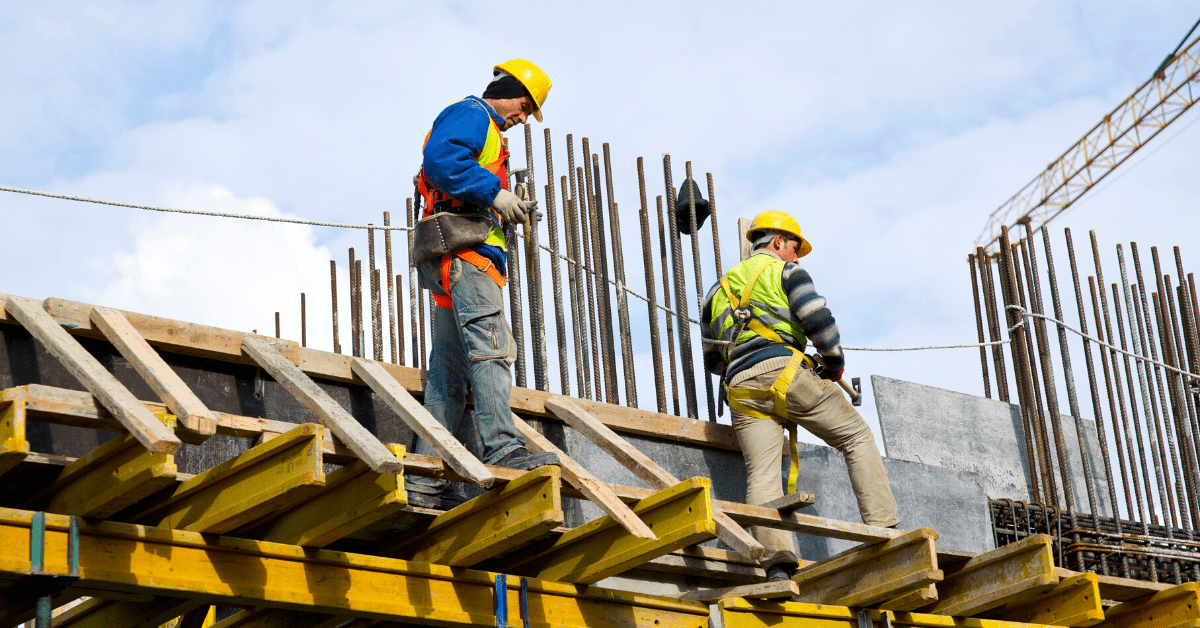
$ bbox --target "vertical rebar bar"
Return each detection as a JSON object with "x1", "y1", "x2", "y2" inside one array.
[
  {"x1": 385, "y1": 212, "x2": 396, "y2": 364},
  {"x1": 357, "y1": 259, "x2": 367, "y2": 360},
  {"x1": 1116, "y1": 245, "x2": 1161, "y2": 527},
  {"x1": 563, "y1": 177, "x2": 588, "y2": 398},
  {"x1": 1153, "y1": 286, "x2": 1192, "y2": 529},
  {"x1": 578, "y1": 165, "x2": 602, "y2": 401},
  {"x1": 979, "y1": 250, "x2": 1010, "y2": 401},
  {"x1": 685, "y1": 163, "x2": 716, "y2": 422},
  {"x1": 349, "y1": 247, "x2": 359, "y2": 357},
  {"x1": 658, "y1": 195, "x2": 681, "y2": 416},
  {"x1": 1111, "y1": 280, "x2": 1153, "y2": 530},
  {"x1": 504, "y1": 139, "x2": 526, "y2": 388},
  {"x1": 275, "y1": 312, "x2": 280, "y2": 339},
  {"x1": 1015, "y1": 239, "x2": 1058, "y2": 505},
  {"x1": 301, "y1": 293, "x2": 307, "y2": 348},
  {"x1": 970, "y1": 253, "x2": 992, "y2": 398},
  {"x1": 524, "y1": 124, "x2": 548, "y2": 392},
  {"x1": 707, "y1": 173, "x2": 723, "y2": 277},
  {"x1": 639, "y1": 158, "x2": 667, "y2": 414},
  {"x1": 407, "y1": 199, "x2": 419, "y2": 369},
  {"x1": 372, "y1": 268, "x2": 383, "y2": 361},
  {"x1": 1133, "y1": 245, "x2": 1177, "y2": 526},
  {"x1": 330, "y1": 260, "x2": 341, "y2": 355},
  {"x1": 664, "y1": 155, "x2": 698, "y2": 419},
  {"x1": 604, "y1": 144, "x2": 637, "y2": 408},
  {"x1": 587, "y1": 147, "x2": 619, "y2": 403},
  {"x1": 396, "y1": 274, "x2": 405, "y2": 366},
  {"x1": 1169, "y1": 283, "x2": 1200, "y2": 529},
  {"x1": 1187, "y1": 274, "x2": 1200, "y2": 478},
  {"x1": 566, "y1": 137, "x2": 593, "y2": 399},
  {"x1": 1173, "y1": 272, "x2": 1200, "y2": 526},
  {"x1": 418, "y1": 269, "x2": 426, "y2": 370},
  {"x1": 542, "y1": 136, "x2": 569, "y2": 396}
]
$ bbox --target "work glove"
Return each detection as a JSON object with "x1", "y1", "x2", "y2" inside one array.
[
  {"x1": 810, "y1": 353, "x2": 845, "y2": 381},
  {"x1": 492, "y1": 189, "x2": 531, "y2": 225}
]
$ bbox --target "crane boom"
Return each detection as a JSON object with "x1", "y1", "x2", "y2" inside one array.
[{"x1": 975, "y1": 35, "x2": 1200, "y2": 253}]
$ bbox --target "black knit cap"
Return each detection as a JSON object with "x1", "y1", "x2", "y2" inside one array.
[{"x1": 482, "y1": 70, "x2": 532, "y2": 101}]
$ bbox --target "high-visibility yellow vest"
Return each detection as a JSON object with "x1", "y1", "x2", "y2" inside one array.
[{"x1": 710, "y1": 253, "x2": 807, "y2": 362}]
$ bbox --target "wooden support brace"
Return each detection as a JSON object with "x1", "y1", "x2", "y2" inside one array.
[
  {"x1": 639, "y1": 546, "x2": 765, "y2": 583},
  {"x1": 545, "y1": 396, "x2": 763, "y2": 560},
  {"x1": 512, "y1": 412, "x2": 656, "y2": 541},
  {"x1": 0, "y1": 388, "x2": 30, "y2": 477},
  {"x1": 242, "y1": 338, "x2": 402, "y2": 475},
  {"x1": 252, "y1": 444, "x2": 407, "y2": 548},
  {"x1": 1101, "y1": 582, "x2": 1200, "y2": 628},
  {"x1": 677, "y1": 580, "x2": 799, "y2": 603},
  {"x1": 3, "y1": 295, "x2": 181, "y2": 454},
  {"x1": 52, "y1": 596, "x2": 210, "y2": 628},
  {"x1": 982, "y1": 572, "x2": 1104, "y2": 627},
  {"x1": 351, "y1": 357, "x2": 491, "y2": 487},
  {"x1": 923, "y1": 533, "x2": 1058, "y2": 617},
  {"x1": 509, "y1": 477, "x2": 717, "y2": 584},
  {"x1": 718, "y1": 597, "x2": 1061, "y2": 627},
  {"x1": 880, "y1": 584, "x2": 939, "y2": 611},
  {"x1": 141, "y1": 423, "x2": 327, "y2": 534},
  {"x1": 90, "y1": 306, "x2": 219, "y2": 443},
  {"x1": 383, "y1": 466, "x2": 563, "y2": 566},
  {"x1": 790, "y1": 527, "x2": 942, "y2": 607}
]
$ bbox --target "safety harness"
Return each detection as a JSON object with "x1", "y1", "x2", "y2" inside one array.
[
  {"x1": 718, "y1": 260, "x2": 812, "y2": 495},
  {"x1": 431, "y1": 249, "x2": 508, "y2": 310}
]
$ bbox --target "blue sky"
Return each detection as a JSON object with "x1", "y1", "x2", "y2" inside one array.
[{"x1": 3, "y1": 1, "x2": 1200, "y2": 443}]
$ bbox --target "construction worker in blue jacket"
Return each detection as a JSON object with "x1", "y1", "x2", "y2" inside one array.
[
  {"x1": 701, "y1": 210, "x2": 899, "y2": 582},
  {"x1": 408, "y1": 59, "x2": 559, "y2": 508}
]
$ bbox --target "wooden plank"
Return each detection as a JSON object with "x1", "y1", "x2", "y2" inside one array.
[
  {"x1": 637, "y1": 546, "x2": 765, "y2": 583},
  {"x1": 90, "y1": 306, "x2": 219, "y2": 443},
  {"x1": 718, "y1": 596, "x2": 1066, "y2": 627},
  {"x1": 545, "y1": 396, "x2": 764, "y2": 560},
  {"x1": 1101, "y1": 582, "x2": 1200, "y2": 628},
  {"x1": 0, "y1": 507, "x2": 713, "y2": 628},
  {"x1": 789, "y1": 527, "x2": 942, "y2": 607},
  {"x1": 213, "y1": 608, "x2": 341, "y2": 628},
  {"x1": 242, "y1": 337, "x2": 402, "y2": 475},
  {"x1": 509, "y1": 477, "x2": 717, "y2": 584},
  {"x1": 3, "y1": 295, "x2": 180, "y2": 454},
  {"x1": 880, "y1": 584, "x2": 939, "y2": 611},
  {"x1": 678, "y1": 580, "x2": 799, "y2": 602},
  {"x1": 252, "y1": 444, "x2": 407, "y2": 547},
  {"x1": 144, "y1": 423, "x2": 327, "y2": 534},
  {"x1": 52, "y1": 596, "x2": 209, "y2": 628},
  {"x1": 1070, "y1": 569, "x2": 1174, "y2": 602},
  {"x1": 0, "y1": 388, "x2": 30, "y2": 477},
  {"x1": 513, "y1": 412, "x2": 656, "y2": 541},
  {"x1": 382, "y1": 466, "x2": 564, "y2": 566},
  {"x1": 924, "y1": 534, "x2": 1059, "y2": 617},
  {"x1": 351, "y1": 357, "x2": 492, "y2": 487},
  {"x1": 760, "y1": 490, "x2": 816, "y2": 512},
  {"x1": 984, "y1": 572, "x2": 1104, "y2": 627}
]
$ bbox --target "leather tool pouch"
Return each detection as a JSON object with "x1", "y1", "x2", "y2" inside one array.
[{"x1": 412, "y1": 212, "x2": 495, "y2": 267}]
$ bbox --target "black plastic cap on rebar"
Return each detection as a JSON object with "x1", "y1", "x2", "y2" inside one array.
[{"x1": 674, "y1": 178, "x2": 710, "y2": 235}]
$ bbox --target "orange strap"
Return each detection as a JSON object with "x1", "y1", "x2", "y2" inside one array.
[{"x1": 433, "y1": 250, "x2": 507, "y2": 309}]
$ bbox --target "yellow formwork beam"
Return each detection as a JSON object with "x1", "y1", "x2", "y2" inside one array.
[
  {"x1": 53, "y1": 596, "x2": 208, "y2": 628},
  {"x1": 253, "y1": 444, "x2": 406, "y2": 548},
  {"x1": 385, "y1": 465, "x2": 563, "y2": 567},
  {"x1": 0, "y1": 507, "x2": 710, "y2": 628},
  {"x1": 509, "y1": 476, "x2": 717, "y2": 584},
  {"x1": 1101, "y1": 582, "x2": 1200, "y2": 628},
  {"x1": 924, "y1": 534, "x2": 1058, "y2": 617},
  {"x1": 39, "y1": 413, "x2": 177, "y2": 519},
  {"x1": 718, "y1": 597, "x2": 1062, "y2": 627},
  {"x1": 983, "y1": 572, "x2": 1104, "y2": 627},
  {"x1": 142, "y1": 423, "x2": 326, "y2": 534},
  {"x1": 211, "y1": 608, "x2": 343, "y2": 628},
  {"x1": 790, "y1": 527, "x2": 942, "y2": 607},
  {"x1": 0, "y1": 388, "x2": 30, "y2": 477}
]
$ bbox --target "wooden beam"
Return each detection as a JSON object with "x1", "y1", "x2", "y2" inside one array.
[
  {"x1": 1101, "y1": 582, "x2": 1199, "y2": 628},
  {"x1": 545, "y1": 396, "x2": 764, "y2": 560},
  {"x1": 983, "y1": 572, "x2": 1104, "y2": 627},
  {"x1": 0, "y1": 388, "x2": 30, "y2": 477},
  {"x1": 880, "y1": 584, "x2": 939, "y2": 611},
  {"x1": 90, "y1": 306, "x2": 218, "y2": 443},
  {"x1": 677, "y1": 580, "x2": 799, "y2": 602},
  {"x1": 3, "y1": 295, "x2": 180, "y2": 454},
  {"x1": 242, "y1": 338, "x2": 402, "y2": 475},
  {"x1": 638, "y1": 546, "x2": 765, "y2": 583},
  {"x1": 790, "y1": 527, "x2": 942, "y2": 607},
  {"x1": 0, "y1": 507, "x2": 713, "y2": 628},
  {"x1": 383, "y1": 466, "x2": 563, "y2": 566},
  {"x1": 509, "y1": 477, "x2": 717, "y2": 584},
  {"x1": 1070, "y1": 568, "x2": 1174, "y2": 602},
  {"x1": 213, "y1": 608, "x2": 342, "y2": 628},
  {"x1": 351, "y1": 357, "x2": 492, "y2": 487},
  {"x1": 923, "y1": 534, "x2": 1058, "y2": 617},
  {"x1": 252, "y1": 444, "x2": 407, "y2": 548},
  {"x1": 52, "y1": 596, "x2": 209, "y2": 628},
  {"x1": 513, "y1": 412, "x2": 656, "y2": 541},
  {"x1": 760, "y1": 490, "x2": 816, "y2": 512},
  {"x1": 718, "y1": 597, "x2": 1061, "y2": 628},
  {"x1": 142, "y1": 423, "x2": 327, "y2": 534}
]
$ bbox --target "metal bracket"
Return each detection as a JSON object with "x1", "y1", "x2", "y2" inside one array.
[
  {"x1": 495, "y1": 575, "x2": 531, "y2": 628},
  {"x1": 855, "y1": 608, "x2": 872, "y2": 628},
  {"x1": 7, "y1": 513, "x2": 80, "y2": 628},
  {"x1": 520, "y1": 577, "x2": 531, "y2": 628},
  {"x1": 253, "y1": 366, "x2": 266, "y2": 401},
  {"x1": 851, "y1": 377, "x2": 862, "y2": 406}
]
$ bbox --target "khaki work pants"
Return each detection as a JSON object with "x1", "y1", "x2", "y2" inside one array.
[{"x1": 731, "y1": 364, "x2": 899, "y2": 567}]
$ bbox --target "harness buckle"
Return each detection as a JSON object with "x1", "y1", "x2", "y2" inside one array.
[{"x1": 734, "y1": 307, "x2": 752, "y2": 322}]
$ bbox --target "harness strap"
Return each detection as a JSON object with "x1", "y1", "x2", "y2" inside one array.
[
  {"x1": 725, "y1": 350, "x2": 811, "y2": 495},
  {"x1": 718, "y1": 260, "x2": 777, "y2": 362},
  {"x1": 433, "y1": 250, "x2": 507, "y2": 309}
]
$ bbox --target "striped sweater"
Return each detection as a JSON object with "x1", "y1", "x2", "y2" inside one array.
[{"x1": 701, "y1": 250, "x2": 844, "y2": 385}]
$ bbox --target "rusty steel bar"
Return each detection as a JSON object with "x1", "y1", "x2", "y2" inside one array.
[
  {"x1": 385, "y1": 211, "x2": 396, "y2": 364},
  {"x1": 1015, "y1": 238, "x2": 1058, "y2": 506},
  {"x1": 1131, "y1": 245, "x2": 1177, "y2": 527},
  {"x1": 301, "y1": 293, "x2": 307, "y2": 348},
  {"x1": 970, "y1": 253, "x2": 992, "y2": 398},
  {"x1": 578, "y1": 165, "x2": 602, "y2": 401},
  {"x1": 707, "y1": 173, "x2": 723, "y2": 277},
  {"x1": 562, "y1": 177, "x2": 588, "y2": 398},
  {"x1": 1168, "y1": 280, "x2": 1200, "y2": 529},
  {"x1": 349, "y1": 247, "x2": 359, "y2": 357},
  {"x1": 1152, "y1": 287, "x2": 1191, "y2": 530},
  {"x1": 1088, "y1": 276, "x2": 1132, "y2": 577},
  {"x1": 979, "y1": 249, "x2": 1010, "y2": 401},
  {"x1": 418, "y1": 271, "x2": 427, "y2": 370},
  {"x1": 1188, "y1": 273, "x2": 1200, "y2": 474},
  {"x1": 1175, "y1": 252, "x2": 1200, "y2": 508},
  {"x1": 275, "y1": 312, "x2": 280, "y2": 339},
  {"x1": 664, "y1": 155, "x2": 698, "y2": 419},
  {"x1": 356, "y1": 259, "x2": 367, "y2": 360},
  {"x1": 588, "y1": 148, "x2": 619, "y2": 403},
  {"x1": 369, "y1": 224, "x2": 382, "y2": 360},
  {"x1": 604, "y1": 144, "x2": 637, "y2": 408},
  {"x1": 507, "y1": 216, "x2": 526, "y2": 388},
  {"x1": 1116, "y1": 245, "x2": 1161, "y2": 528},
  {"x1": 566, "y1": 136, "x2": 594, "y2": 399},
  {"x1": 407, "y1": 199, "x2": 419, "y2": 369},
  {"x1": 523, "y1": 124, "x2": 548, "y2": 392},
  {"x1": 395, "y1": 274, "x2": 405, "y2": 366},
  {"x1": 658, "y1": 195, "x2": 681, "y2": 416},
  {"x1": 330, "y1": 260, "x2": 341, "y2": 355},
  {"x1": 685, "y1": 162, "x2": 716, "y2": 422},
  {"x1": 639, "y1": 158, "x2": 667, "y2": 414},
  {"x1": 544, "y1": 131, "x2": 570, "y2": 395},
  {"x1": 1110, "y1": 280, "x2": 1154, "y2": 531}
]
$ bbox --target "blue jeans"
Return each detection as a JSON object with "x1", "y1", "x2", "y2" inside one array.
[{"x1": 415, "y1": 256, "x2": 524, "y2": 465}]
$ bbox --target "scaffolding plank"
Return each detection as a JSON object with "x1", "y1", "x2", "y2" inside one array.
[
  {"x1": 790, "y1": 527, "x2": 942, "y2": 607},
  {"x1": 0, "y1": 388, "x2": 30, "y2": 477},
  {"x1": 144, "y1": 423, "x2": 326, "y2": 534},
  {"x1": 510, "y1": 476, "x2": 717, "y2": 584},
  {"x1": 718, "y1": 597, "x2": 1061, "y2": 627},
  {"x1": 52, "y1": 596, "x2": 209, "y2": 628},
  {"x1": 3, "y1": 295, "x2": 181, "y2": 454},
  {"x1": 983, "y1": 572, "x2": 1104, "y2": 627},
  {"x1": 242, "y1": 338, "x2": 402, "y2": 475},
  {"x1": 924, "y1": 534, "x2": 1058, "y2": 617},
  {"x1": 512, "y1": 411, "x2": 656, "y2": 541},
  {"x1": 637, "y1": 546, "x2": 765, "y2": 583},
  {"x1": 0, "y1": 507, "x2": 712, "y2": 628},
  {"x1": 253, "y1": 444, "x2": 406, "y2": 547},
  {"x1": 383, "y1": 466, "x2": 563, "y2": 567},
  {"x1": 1101, "y1": 582, "x2": 1199, "y2": 628},
  {"x1": 545, "y1": 396, "x2": 763, "y2": 560},
  {"x1": 351, "y1": 357, "x2": 493, "y2": 487},
  {"x1": 90, "y1": 306, "x2": 219, "y2": 444},
  {"x1": 678, "y1": 580, "x2": 799, "y2": 602}
]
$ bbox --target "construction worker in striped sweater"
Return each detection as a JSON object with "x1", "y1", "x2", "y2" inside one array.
[
  {"x1": 700, "y1": 210, "x2": 899, "y2": 582},
  {"x1": 408, "y1": 60, "x2": 559, "y2": 509}
]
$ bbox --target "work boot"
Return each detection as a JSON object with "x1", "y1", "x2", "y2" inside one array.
[
  {"x1": 765, "y1": 561, "x2": 798, "y2": 583},
  {"x1": 493, "y1": 447, "x2": 560, "y2": 471},
  {"x1": 405, "y1": 477, "x2": 465, "y2": 511}
]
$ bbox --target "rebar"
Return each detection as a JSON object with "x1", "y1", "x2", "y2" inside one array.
[
  {"x1": 657, "y1": 195, "x2": 681, "y2": 416},
  {"x1": 664, "y1": 155, "x2": 698, "y2": 419},
  {"x1": 979, "y1": 249, "x2": 1010, "y2": 401},
  {"x1": 505, "y1": 137, "x2": 526, "y2": 388},
  {"x1": 1110, "y1": 280, "x2": 1154, "y2": 532},
  {"x1": 1155, "y1": 254, "x2": 1197, "y2": 527},
  {"x1": 542, "y1": 131, "x2": 570, "y2": 395},
  {"x1": 357, "y1": 259, "x2": 366, "y2": 360},
  {"x1": 685, "y1": 162, "x2": 715, "y2": 422},
  {"x1": 578, "y1": 165, "x2": 602, "y2": 401},
  {"x1": 395, "y1": 274, "x2": 405, "y2": 366},
  {"x1": 330, "y1": 260, "x2": 341, "y2": 355},
  {"x1": 563, "y1": 176, "x2": 588, "y2": 399},
  {"x1": 349, "y1": 247, "x2": 359, "y2": 357},
  {"x1": 524, "y1": 124, "x2": 548, "y2": 392},
  {"x1": 372, "y1": 268, "x2": 383, "y2": 361},
  {"x1": 275, "y1": 312, "x2": 280, "y2": 339},
  {"x1": 1014, "y1": 238, "x2": 1058, "y2": 505},
  {"x1": 385, "y1": 211, "x2": 396, "y2": 364},
  {"x1": 604, "y1": 144, "x2": 637, "y2": 408},
  {"x1": 301, "y1": 293, "x2": 307, "y2": 348},
  {"x1": 970, "y1": 253, "x2": 992, "y2": 398},
  {"x1": 566, "y1": 136, "x2": 595, "y2": 399},
  {"x1": 1173, "y1": 274, "x2": 1200, "y2": 526},
  {"x1": 998, "y1": 226, "x2": 1045, "y2": 505},
  {"x1": 707, "y1": 173, "x2": 723, "y2": 277},
  {"x1": 1152, "y1": 287, "x2": 1192, "y2": 530},
  {"x1": 1089, "y1": 276, "x2": 1132, "y2": 577},
  {"x1": 407, "y1": 199, "x2": 419, "y2": 369},
  {"x1": 585, "y1": 144, "x2": 618, "y2": 403},
  {"x1": 1116, "y1": 245, "x2": 1161, "y2": 528},
  {"x1": 639, "y1": 158, "x2": 667, "y2": 414},
  {"x1": 1188, "y1": 274, "x2": 1200, "y2": 475},
  {"x1": 1131, "y1": 245, "x2": 1176, "y2": 527}
]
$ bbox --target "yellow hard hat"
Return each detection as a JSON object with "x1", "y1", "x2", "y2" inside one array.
[
  {"x1": 495, "y1": 59, "x2": 551, "y2": 122},
  {"x1": 746, "y1": 210, "x2": 812, "y2": 258}
]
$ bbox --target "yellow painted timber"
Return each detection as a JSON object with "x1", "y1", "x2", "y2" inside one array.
[
  {"x1": 145, "y1": 423, "x2": 326, "y2": 533},
  {"x1": 719, "y1": 597, "x2": 1065, "y2": 627},
  {"x1": 40, "y1": 413, "x2": 178, "y2": 518},
  {"x1": 510, "y1": 476, "x2": 717, "y2": 584},
  {"x1": 0, "y1": 388, "x2": 30, "y2": 477},
  {"x1": 0, "y1": 507, "x2": 710, "y2": 628},
  {"x1": 211, "y1": 608, "x2": 340, "y2": 628},
  {"x1": 53, "y1": 596, "x2": 209, "y2": 628},
  {"x1": 790, "y1": 527, "x2": 942, "y2": 607},
  {"x1": 983, "y1": 572, "x2": 1104, "y2": 627},
  {"x1": 677, "y1": 580, "x2": 799, "y2": 602},
  {"x1": 253, "y1": 444, "x2": 406, "y2": 548},
  {"x1": 1101, "y1": 582, "x2": 1200, "y2": 628},
  {"x1": 922, "y1": 533, "x2": 1058, "y2": 617},
  {"x1": 386, "y1": 465, "x2": 563, "y2": 566},
  {"x1": 881, "y1": 584, "x2": 939, "y2": 611}
]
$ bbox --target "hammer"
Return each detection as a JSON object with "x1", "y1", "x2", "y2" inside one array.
[{"x1": 809, "y1": 354, "x2": 863, "y2": 406}]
